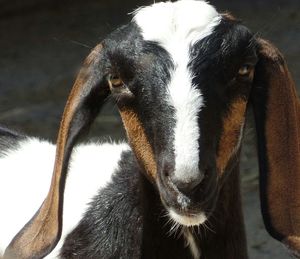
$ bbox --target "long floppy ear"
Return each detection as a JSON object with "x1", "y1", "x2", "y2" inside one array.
[
  {"x1": 251, "y1": 38, "x2": 300, "y2": 256},
  {"x1": 4, "y1": 44, "x2": 110, "y2": 259}
]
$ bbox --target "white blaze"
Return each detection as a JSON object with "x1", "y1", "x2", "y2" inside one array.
[{"x1": 134, "y1": 0, "x2": 220, "y2": 183}]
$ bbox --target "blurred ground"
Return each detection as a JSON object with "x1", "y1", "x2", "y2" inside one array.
[{"x1": 0, "y1": 0, "x2": 299, "y2": 258}]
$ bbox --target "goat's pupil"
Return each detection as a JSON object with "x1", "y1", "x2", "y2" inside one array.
[{"x1": 238, "y1": 65, "x2": 251, "y2": 76}]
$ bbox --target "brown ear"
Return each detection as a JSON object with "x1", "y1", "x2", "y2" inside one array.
[
  {"x1": 4, "y1": 44, "x2": 110, "y2": 259},
  {"x1": 251, "y1": 38, "x2": 300, "y2": 256}
]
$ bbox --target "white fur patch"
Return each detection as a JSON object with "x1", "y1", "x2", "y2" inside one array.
[
  {"x1": 134, "y1": 0, "x2": 221, "y2": 183},
  {"x1": 184, "y1": 229, "x2": 201, "y2": 259},
  {"x1": 169, "y1": 209, "x2": 207, "y2": 226},
  {"x1": 0, "y1": 138, "x2": 129, "y2": 258}
]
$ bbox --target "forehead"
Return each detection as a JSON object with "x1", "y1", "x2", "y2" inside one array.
[
  {"x1": 106, "y1": 1, "x2": 255, "y2": 71},
  {"x1": 103, "y1": 1, "x2": 257, "y2": 92},
  {"x1": 133, "y1": 1, "x2": 220, "y2": 48}
]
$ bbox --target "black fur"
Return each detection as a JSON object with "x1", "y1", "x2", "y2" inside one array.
[
  {"x1": 192, "y1": 17, "x2": 257, "y2": 174},
  {"x1": 105, "y1": 23, "x2": 176, "y2": 169},
  {"x1": 61, "y1": 151, "x2": 193, "y2": 259},
  {"x1": 0, "y1": 126, "x2": 26, "y2": 157}
]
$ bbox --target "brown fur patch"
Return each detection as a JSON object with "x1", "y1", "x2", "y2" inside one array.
[
  {"x1": 284, "y1": 236, "x2": 300, "y2": 257},
  {"x1": 257, "y1": 38, "x2": 285, "y2": 62},
  {"x1": 254, "y1": 38, "x2": 300, "y2": 251},
  {"x1": 85, "y1": 43, "x2": 103, "y2": 65},
  {"x1": 216, "y1": 99, "x2": 247, "y2": 174},
  {"x1": 260, "y1": 39, "x2": 300, "y2": 240},
  {"x1": 120, "y1": 108, "x2": 157, "y2": 180},
  {"x1": 221, "y1": 12, "x2": 237, "y2": 22}
]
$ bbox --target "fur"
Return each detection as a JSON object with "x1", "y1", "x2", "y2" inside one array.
[{"x1": 0, "y1": 135, "x2": 129, "y2": 258}]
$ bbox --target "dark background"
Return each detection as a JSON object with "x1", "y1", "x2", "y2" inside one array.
[{"x1": 0, "y1": 0, "x2": 299, "y2": 258}]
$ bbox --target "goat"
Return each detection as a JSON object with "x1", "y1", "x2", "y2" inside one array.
[{"x1": 1, "y1": 0, "x2": 300, "y2": 258}]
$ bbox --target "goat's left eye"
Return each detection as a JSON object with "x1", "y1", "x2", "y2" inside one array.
[{"x1": 238, "y1": 64, "x2": 252, "y2": 76}]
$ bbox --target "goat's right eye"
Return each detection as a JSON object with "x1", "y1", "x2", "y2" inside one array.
[
  {"x1": 107, "y1": 73, "x2": 134, "y2": 102},
  {"x1": 108, "y1": 74, "x2": 124, "y2": 89}
]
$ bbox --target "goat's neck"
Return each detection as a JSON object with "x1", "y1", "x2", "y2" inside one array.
[
  {"x1": 139, "y1": 173, "x2": 194, "y2": 259},
  {"x1": 199, "y1": 164, "x2": 248, "y2": 259}
]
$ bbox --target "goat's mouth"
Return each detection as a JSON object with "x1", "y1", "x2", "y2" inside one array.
[
  {"x1": 168, "y1": 208, "x2": 207, "y2": 226},
  {"x1": 157, "y1": 172, "x2": 218, "y2": 227},
  {"x1": 160, "y1": 192, "x2": 216, "y2": 227}
]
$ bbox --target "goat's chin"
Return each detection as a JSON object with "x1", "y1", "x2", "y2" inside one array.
[{"x1": 168, "y1": 209, "x2": 207, "y2": 226}]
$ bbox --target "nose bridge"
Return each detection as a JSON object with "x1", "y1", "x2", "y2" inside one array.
[
  {"x1": 166, "y1": 67, "x2": 204, "y2": 188},
  {"x1": 152, "y1": 69, "x2": 204, "y2": 189},
  {"x1": 174, "y1": 158, "x2": 201, "y2": 183},
  {"x1": 155, "y1": 119, "x2": 203, "y2": 191},
  {"x1": 171, "y1": 103, "x2": 203, "y2": 184},
  {"x1": 154, "y1": 106, "x2": 205, "y2": 195},
  {"x1": 159, "y1": 151, "x2": 204, "y2": 195}
]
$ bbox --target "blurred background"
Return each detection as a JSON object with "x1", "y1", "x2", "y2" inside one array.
[{"x1": 0, "y1": 0, "x2": 299, "y2": 258}]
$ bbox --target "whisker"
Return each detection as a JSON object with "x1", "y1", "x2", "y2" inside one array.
[
  {"x1": 69, "y1": 39, "x2": 92, "y2": 49},
  {"x1": 203, "y1": 220, "x2": 216, "y2": 234}
]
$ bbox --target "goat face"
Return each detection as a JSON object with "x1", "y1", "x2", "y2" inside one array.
[
  {"x1": 6, "y1": 1, "x2": 300, "y2": 258},
  {"x1": 100, "y1": 3, "x2": 257, "y2": 226}
]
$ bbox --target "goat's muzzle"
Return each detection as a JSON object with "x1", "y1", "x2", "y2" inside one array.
[{"x1": 157, "y1": 163, "x2": 218, "y2": 226}]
